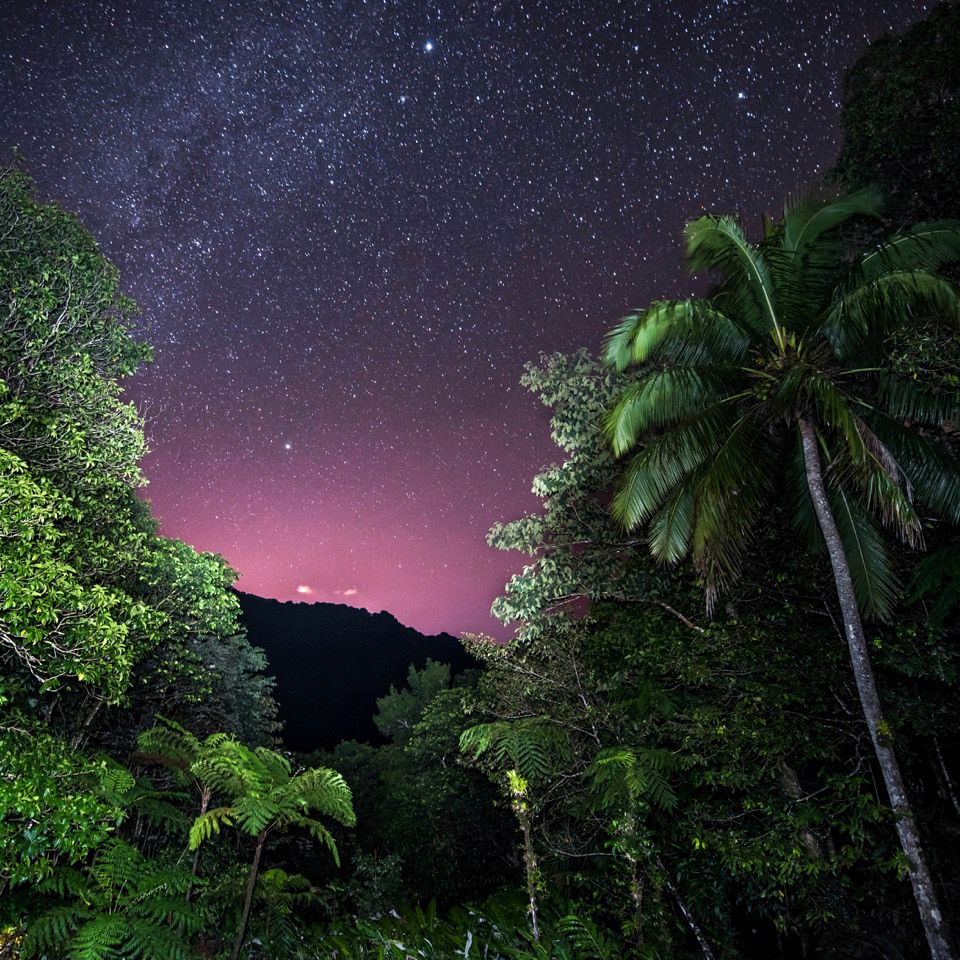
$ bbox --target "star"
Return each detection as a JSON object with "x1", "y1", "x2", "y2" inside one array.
[{"x1": 0, "y1": 0, "x2": 931, "y2": 639}]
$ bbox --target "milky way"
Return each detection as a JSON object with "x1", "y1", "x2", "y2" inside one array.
[{"x1": 1, "y1": 1, "x2": 929, "y2": 637}]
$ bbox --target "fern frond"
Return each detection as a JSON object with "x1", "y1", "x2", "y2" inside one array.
[
  {"x1": 556, "y1": 914, "x2": 619, "y2": 960},
  {"x1": 588, "y1": 746, "x2": 677, "y2": 812},
  {"x1": 22, "y1": 904, "x2": 87, "y2": 956},
  {"x1": 188, "y1": 807, "x2": 235, "y2": 850},
  {"x1": 69, "y1": 915, "x2": 127, "y2": 960}
]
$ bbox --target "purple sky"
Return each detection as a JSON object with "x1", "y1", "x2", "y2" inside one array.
[{"x1": 1, "y1": 0, "x2": 929, "y2": 637}]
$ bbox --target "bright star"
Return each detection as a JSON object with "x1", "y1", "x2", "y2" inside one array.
[
  {"x1": 737, "y1": 91, "x2": 747, "y2": 100},
  {"x1": 283, "y1": 441, "x2": 292, "y2": 450},
  {"x1": 424, "y1": 40, "x2": 434, "y2": 52}
]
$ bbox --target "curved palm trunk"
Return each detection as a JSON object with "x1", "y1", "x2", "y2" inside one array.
[
  {"x1": 230, "y1": 830, "x2": 266, "y2": 960},
  {"x1": 799, "y1": 419, "x2": 953, "y2": 960}
]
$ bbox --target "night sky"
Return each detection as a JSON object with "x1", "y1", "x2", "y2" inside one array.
[{"x1": 1, "y1": 1, "x2": 929, "y2": 638}]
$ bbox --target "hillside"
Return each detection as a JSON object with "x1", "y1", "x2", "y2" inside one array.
[{"x1": 236, "y1": 592, "x2": 477, "y2": 751}]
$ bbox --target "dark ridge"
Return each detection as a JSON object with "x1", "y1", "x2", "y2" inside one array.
[{"x1": 236, "y1": 592, "x2": 477, "y2": 752}]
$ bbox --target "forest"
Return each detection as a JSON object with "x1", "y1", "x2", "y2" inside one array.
[{"x1": 1, "y1": 8, "x2": 959, "y2": 960}]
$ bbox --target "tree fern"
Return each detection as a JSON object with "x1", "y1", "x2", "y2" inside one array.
[
  {"x1": 460, "y1": 719, "x2": 568, "y2": 782},
  {"x1": 185, "y1": 736, "x2": 355, "y2": 960},
  {"x1": 588, "y1": 746, "x2": 678, "y2": 813}
]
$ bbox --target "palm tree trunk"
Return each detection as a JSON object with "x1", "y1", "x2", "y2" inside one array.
[
  {"x1": 799, "y1": 418, "x2": 953, "y2": 960},
  {"x1": 230, "y1": 830, "x2": 266, "y2": 960}
]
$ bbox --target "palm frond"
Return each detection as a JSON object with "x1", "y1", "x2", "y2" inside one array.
[
  {"x1": 803, "y1": 371, "x2": 868, "y2": 464},
  {"x1": 647, "y1": 483, "x2": 695, "y2": 564},
  {"x1": 868, "y1": 413, "x2": 960, "y2": 523},
  {"x1": 878, "y1": 373, "x2": 960, "y2": 427},
  {"x1": 847, "y1": 423, "x2": 923, "y2": 547},
  {"x1": 605, "y1": 367, "x2": 742, "y2": 452},
  {"x1": 603, "y1": 299, "x2": 751, "y2": 370},
  {"x1": 782, "y1": 186, "x2": 883, "y2": 253},
  {"x1": 609, "y1": 404, "x2": 737, "y2": 526},
  {"x1": 688, "y1": 415, "x2": 775, "y2": 607},
  {"x1": 858, "y1": 221, "x2": 960, "y2": 282},
  {"x1": 685, "y1": 214, "x2": 782, "y2": 342},
  {"x1": 828, "y1": 487, "x2": 899, "y2": 621},
  {"x1": 825, "y1": 271, "x2": 960, "y2": 361}
]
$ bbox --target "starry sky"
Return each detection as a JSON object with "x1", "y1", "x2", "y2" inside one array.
[{"x1": 1, "y1": 0, "x2": 930, "y2": 639}]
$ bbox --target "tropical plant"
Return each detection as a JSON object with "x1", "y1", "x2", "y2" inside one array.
[
  {"x1": 136, "y1": 718, "x2": 226, "y2": 899},
  {"x1": 374, "y1": 658, "x2": 451, "y2": 743},
  {"x1": 834, "y1": 3, "x2": 960, "y2": 228},
  {"x1": 187, "y1": 738, "x2": 355, "y2": 960},
  {"x1": 322, "y1": 896, "x2": 622, "y2": 960},
  {"x1": 486, "y1": 351, "x2": 640, "y2": 642},
  {"x1": 460, "y1": 718, "x2": 569, "y2": 941},
  {"x1": 603, "y1": 189, "x2": 960, "y2": 959},
  {"x1": 21, "y1": 839, "x2": 203, "y2": 960}
]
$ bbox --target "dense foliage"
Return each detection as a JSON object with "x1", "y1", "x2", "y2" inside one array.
[
  {"x1": 834, "y1": 3, "x2": 960, "y2": 227},
  {"x1": 3, "y1": 8, "x2": 960, "y2": 958},
  {"x1": 0, "y1": 169, "x2": 342, "y2": 959}
]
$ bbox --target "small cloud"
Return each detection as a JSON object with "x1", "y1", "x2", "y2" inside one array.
[
  {"x1": 296, "y1": 585, "x2": 313, "y2": 595},
  {"x1": 342, "y1": 588, "x2": 358, "y2": 597}
]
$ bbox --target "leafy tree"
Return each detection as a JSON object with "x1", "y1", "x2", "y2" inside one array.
[
  {"x1": 187, "y1": 738, "x2": 355, "y2": 960},
  {"x1": 0, "y1": 168, "x2": 150, "y2": 485},
  {"x1": 0, "y1": 717, "x2": 121, "y2": 889},
  {"x1": 0, "y1": 168, "x2": 285, "y2": 960},
  {"x1": 487, "y1": 351, "x2": 642, "y2": 641},
  {"x1": 485, "y1": 349, "x2": 960, "y2": 955},
  {"x1": 834, "y1": 4, "x2": 960, "y2": 228},
  {"x1": 323, "y1": 679, "x2": 515, "y2": 912},
  {"x1": 603, "y1": 190, "x2": 960, "y2": 959},
  {"x1": 374, "y1": 658, "x2": 451, "y2": 744}
]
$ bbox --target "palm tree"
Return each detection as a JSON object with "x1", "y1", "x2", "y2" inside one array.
[
  {"x1": 187, "y1": 739, "x2": 355, "y2": 960},
  {"x1": 603, "y1": 189, "x2": 960, "y2": 960}
]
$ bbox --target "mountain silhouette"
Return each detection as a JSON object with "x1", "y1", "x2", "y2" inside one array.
[{"x1": 237, "y1": 592, "x2": 476, "y2": 751}]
